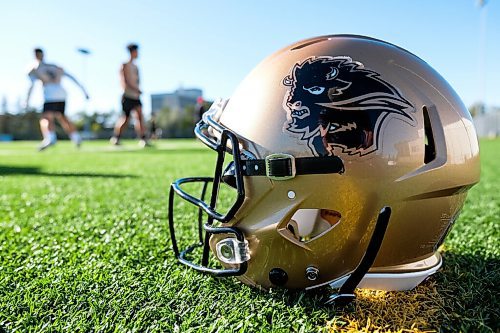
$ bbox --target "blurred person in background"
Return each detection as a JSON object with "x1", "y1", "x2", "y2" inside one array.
[
  {"x1": 194, "y1": 96, "x2": 205, "y2": 124},
  {"x1": 149, "y1": 111, "x2": 162, "y2": 140},
  {"x1": 110, "y1": 43, "x2": 149, "y2": 147},
  {"x1": 26, "y1": 48, "x2": 89, "y2": 151}
]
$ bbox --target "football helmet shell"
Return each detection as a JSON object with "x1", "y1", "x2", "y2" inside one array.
[{"x1": 169, "y1": 35, "x2": 480, "y2": 295}]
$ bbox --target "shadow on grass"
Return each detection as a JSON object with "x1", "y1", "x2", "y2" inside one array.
[
  {"x1": 431, "y1": 252, "x2": 499, "y2": 332},
  {"x1": 0, "y1": 165, "x2": 137, "y2": 178},
  {"x1": 205, "y1": 252, "x2": 499, "y2": 332}
]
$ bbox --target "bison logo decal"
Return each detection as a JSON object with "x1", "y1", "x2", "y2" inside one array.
[{"x1": 283, "y1": 56, "x2": 415, "y2": 157}]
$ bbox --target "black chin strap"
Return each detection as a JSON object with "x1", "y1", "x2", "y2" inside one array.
[
  {"x1": 326, "y1": 207, "x2": 392, "y2": 306},
  {"x1": 242, "y1": 155, "x2": 345, "y2": 178}
]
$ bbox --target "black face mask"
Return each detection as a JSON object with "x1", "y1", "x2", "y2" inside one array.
[{"x1": 168, "y1": 112, "x2": 248, "y2": 277}]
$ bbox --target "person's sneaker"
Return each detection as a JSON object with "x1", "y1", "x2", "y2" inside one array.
[
  {"x1": 110, "y1": 137, "x2": 120, "y2": 146},
  {"x1": 138, "y1": 139, "x2": 151, "y2": 148},
  {"x1": 38, "y1": 139, "x2": 56, "y2": 151}
]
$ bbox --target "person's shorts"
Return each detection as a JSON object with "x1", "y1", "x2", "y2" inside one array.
[
  {"x1": 43, "y1": 101, "x2": 66, "y2": 114},
  {"x1": 122, "y1": 96, "x2": 142, "y2": 117}
]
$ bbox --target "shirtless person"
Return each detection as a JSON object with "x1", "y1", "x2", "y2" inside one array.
[
  {"x1": 110, "y1": 43, "x2": 148, "y2": 147},
  {"x1": 26, "y1": 48, "x2": 89, "y2": 151}
]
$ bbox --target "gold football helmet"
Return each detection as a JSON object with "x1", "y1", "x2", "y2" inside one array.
[{"x1": 169, "y1": 35, "x2": 480, "y2": 304}]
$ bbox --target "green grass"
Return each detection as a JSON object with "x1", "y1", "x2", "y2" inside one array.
[{"x1": 0, "y1": 139, "x2": 498, "y2": 333}]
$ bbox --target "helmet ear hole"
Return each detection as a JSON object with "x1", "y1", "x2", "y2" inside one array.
[
  {"x1": 281, "y1": 209, "x2": 341, "y2": 243},
  {"x1": 286, "y1": 220, "x2": 300, "y2": 240}
]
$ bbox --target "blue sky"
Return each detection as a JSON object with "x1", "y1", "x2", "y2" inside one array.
[{"x1": 1, "y1": 0, "x2": 499, "y2": 118}]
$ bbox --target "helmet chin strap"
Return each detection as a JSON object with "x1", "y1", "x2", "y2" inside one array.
[{"x1": 326, "y1": 206, "x2": 392, "y2": 306}]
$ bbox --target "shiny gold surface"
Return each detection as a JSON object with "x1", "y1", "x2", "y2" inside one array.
[{"x1": 208, "y1": 35, "x2": 480, "y2": 290}]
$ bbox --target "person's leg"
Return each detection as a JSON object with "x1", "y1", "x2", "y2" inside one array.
[
  {"x1": 132, "y1": 105, "x2": 146, "y2": 139},
  {"x1": 39, "y1": 110, "x2": 57, "y2": 151},
  {"x1": 111, "y1": 115, "x2": 129, "y2": 145},
  {"x1": 54, "y1": 113, "x2": 76, "y2": 133},
  {"x1": 115, "y1": 115, "x2": 130, "y2": 136},
  {"x1": 111, "y1": 97, "x2": 132, "y2": 145},
  {"x1": 40, "y1": 112, "x2": 55, "y2": 139},
  {"x1": 133, "y1": 105, "x2": 150, "y2": 147},
  {"x1": 55, "y1": 113, "x2": 81, "y2": 147}
]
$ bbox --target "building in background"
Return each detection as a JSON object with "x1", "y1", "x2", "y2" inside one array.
[
  {"x1": 151, "y1": 88, "x2": 202, "y2": 116},
  {"x1": 473, "y1": 107, "x2": 500, "y2": 138},
  {"x1": 151, "y1": 88, "x2": 205, "y2": 138}
]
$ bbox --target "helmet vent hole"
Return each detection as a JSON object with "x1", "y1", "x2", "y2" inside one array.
[
  {"x1": 282, "y1": 209, "x2": 341, "y2": 243},
  {"x1": 423, "y1": 106, "x2": 436, "y2": 164}
]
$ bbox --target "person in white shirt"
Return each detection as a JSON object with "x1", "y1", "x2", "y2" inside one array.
[
  {"x1": 110, "y1": 43, "x2": 149, "y2": 147},
  {"x1": 26, "y1": 48, "x2": 89, "y2": 151}
]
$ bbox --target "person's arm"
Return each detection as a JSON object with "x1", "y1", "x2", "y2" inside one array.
[
  {"x1": 121, "y1": 63, "x2": 141, "y2": 94},
  {"x1": 64, "y1": 70, "x2": 89, "y2": 99},
  {"x1": 25, "y1": 83, "x2": 35, "y2": 108},
  {"x1": 25, "y1": 70, "x2": 38, "y2": 108}
]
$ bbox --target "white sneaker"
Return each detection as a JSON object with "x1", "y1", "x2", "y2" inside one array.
[
  {"x1": 110, "y1": 137, "x2": 120, "y2": 146},
  {"x1": 138, "y1": 139, "x2": 151, "y2": 148},
  {"x1": 38, "y1": 138, "x2": 56, "y2": 151}
]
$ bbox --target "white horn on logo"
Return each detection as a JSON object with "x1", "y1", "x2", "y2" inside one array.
[{"x1": 283, "y1": 75, "x2": 294, "y2": 86}]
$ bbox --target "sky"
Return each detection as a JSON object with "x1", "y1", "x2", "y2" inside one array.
[{"x1": 0, "y1": 0, "x2": 499, "y2": 118}]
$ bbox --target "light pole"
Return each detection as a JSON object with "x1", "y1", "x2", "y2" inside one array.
[
  {"x1": 77, "y1": 48, "x2": 91, "y2": 134},
  {"x1": 77, "y1": 48, "x2": 91, "y2": 93}
]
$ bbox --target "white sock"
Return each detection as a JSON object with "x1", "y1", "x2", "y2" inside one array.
[
  {"x1": 69, "y1": 132, "x2": 81, "y2": 143},
  {"x1": 49, "y1": 131, "x2": 57, "y2": 143}
]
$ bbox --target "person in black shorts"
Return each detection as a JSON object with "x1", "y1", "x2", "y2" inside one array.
[
  {"x1": 26, "y1": 48, "x2": 89, "y2": 151},
  {"x1": 110, "y1": 43, "x2": 149, "y2": 147}
]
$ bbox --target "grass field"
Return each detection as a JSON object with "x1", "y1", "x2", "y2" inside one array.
[{"x1": 0, "y1": 139, "x2": 498, "y2": 333}]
